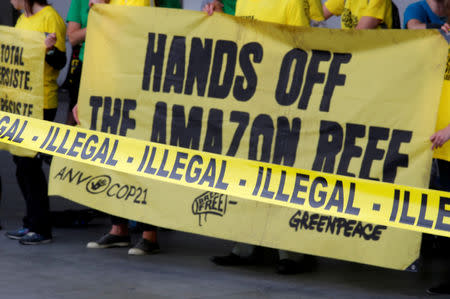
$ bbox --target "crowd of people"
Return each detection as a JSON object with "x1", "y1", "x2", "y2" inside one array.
[{"x1": 1, "y1": 0, "x2": 450, "y2": 295}]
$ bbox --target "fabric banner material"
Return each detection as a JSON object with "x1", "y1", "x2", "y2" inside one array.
[
  {"x1": 0, "y1": 25, "x2": 44, "y2": 157},
  {"x1": 48, "y1": 5, "x2": 448, "y2": 270}
]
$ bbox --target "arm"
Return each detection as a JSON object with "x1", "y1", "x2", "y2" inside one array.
[
  {"x1": 72, "y1": 104, "x2": 80, "y2": 125},
  {"x1": 67, "y1": 21, "x2": 86, "y2": 46},
  {"x1": 89, "y1": 0, "x2": 109, "y2": 7},
  {"x1": 203, "y1": 0, "x2": 223, "y2": 15},
  {"x1": 322, "y1": 3, "x2": 334, "y2": 20},
  {"x1": 356, "y1": 16, "x2": 382, "y2": 29},
  {"x1": 44, "y1": 33, "x2": 67, "y2": 70},
  {"x1": 406, "y1": 19, "x2": 426, "y2": 29},
  {"x1": 431, "y1": 124, "x2": 450, "y2": 149}
]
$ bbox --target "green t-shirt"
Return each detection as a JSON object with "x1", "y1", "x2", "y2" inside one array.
[
  {"x1": 222, "y1": 0, "x2": 236, "y2": 15},
  {"x1": 66, "y1": 0, "x2": 90, "y2": 61},
  {"x1": 157, "y1": 0, "x2": 182, "y2": 8},
  {"x1": 66, "y1": 0, "x2": 181, "y2": 61}
]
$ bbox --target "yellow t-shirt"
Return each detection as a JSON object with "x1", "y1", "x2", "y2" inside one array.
[
  {"x1": 236, "y1": 0, "x2": 322, "y2": 27},
  {"x1": 434, "y1": 49, "x2": 450, "y2": 161},
  {"x1": 15, "y1": 6, "x2": 66, "y2": 109},
  {"x1": 309, "y1": 0, "x2": 325, "y2": 22},
  {"x1": 324, "y1": 0, "x2": 392, "y2": 29},
  {"x1": 109, "y1": 0, "x2": 151, "y2": 6}
]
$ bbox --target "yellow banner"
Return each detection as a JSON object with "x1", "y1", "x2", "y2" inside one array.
[
  {"x1": 0, "y1": 110, "x2": 439, "y2": 269},
  {"x1": 0, "y1": 25, "x2": 44, "y2": 157},
  {"x1": 48, "y1": 6, "x2": 448, "y2": 270}
]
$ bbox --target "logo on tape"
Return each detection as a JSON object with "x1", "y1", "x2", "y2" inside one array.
[
  {"x1": 53, "y1": 166, "x2": 148, "y2": 205},
  {"x1": 86, "y1": 175, "x2": 111, "y2": 194},
  {"x1": 192, "y1": 191, "x2": 236, "y2": 226}
]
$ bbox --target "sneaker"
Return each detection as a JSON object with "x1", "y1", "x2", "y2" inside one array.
[
  {"x1": 128, "y1": 238, "x2": 160, "y2": 255},
  {"x1": 210, "y1": 253, "x2": 256, "y2": 266},
  {"x1": 5, "y1": 228, "x2": 29, "y2": 240},
  {"x1": 19, "y1": 232, "x2": 52, "y2": 245},
  {"x1": 427, "y1": 282, "x2": 450, "y2": 295},
  {"x1": 86, "y1": 234, "x2": 131, "y2": 249}
]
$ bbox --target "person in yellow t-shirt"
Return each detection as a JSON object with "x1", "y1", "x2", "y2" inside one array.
[
  {"x1": 206, "y1": 0, "x2": 322, "y2": 275},
  {"x1": 426, "y1": 2, "x2": 450, "y2": 293},
  {"x1": 236, "y1": 0, "x2": 323, "y2": 26},
  {"x1": 77, "y1": 0, "x2": 179, "y2": 256},
  {"x1": 431, "y1": 123, "x2": 450, "y2": 149},
  {"x1": 6, "y1": 0, "x2": 66, "y2": 245},
  {"x1": 204, "y1": 0, "x2": 324, "y2": 26},
  {"x1": 89, "y1": 0, "x2": 149, "y2": 6},
  {"x1": 323, "y1": 0, "x2": 393, "y2": 29}
]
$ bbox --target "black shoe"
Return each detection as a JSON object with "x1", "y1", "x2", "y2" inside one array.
[
  {"x1": 86, "y1": 234, "x2": 131, "y2": 249},
  {"x1": 427, "y1": 283, "x2": 450, "y2": 295},
  {"x1": 210, "y1": 253, "x2": 255, "y2": 266},
  {"x1": 19, "y1": 232, "x2": 52, "y2": 245},
  {"x1": 5, "y1": 228, "x2": 29, "y2": 240},
  {"x1": 276, "y1": 256, "x2": 317, "y2": 275},
  {"x1": 128, "y1": 238, "x2": 160, "y2": 255}
]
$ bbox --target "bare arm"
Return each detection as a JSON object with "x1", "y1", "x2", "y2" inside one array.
[
  {"x1": 406, "y1": 19, "x2": 426, "y2": 29},
  {"x1": 202, "y1": 0, "x2": 223, "y2": 16},
  {"x1": 322, "y1": 4, "x2": 333, "y2": 20},
  {"x1": 67, "y1": 21, "x2": 86, "y2": 46},
  {"x1": 431, "y1": 124, "x2": 450, "y2": 150},
  {"x1": 355, "y1": 16, "x2": 382, "y2": 29}
]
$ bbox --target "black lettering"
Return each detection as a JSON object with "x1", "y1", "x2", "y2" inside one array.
[
  {"x1": 226, "y1": 111, "x2": 249, "y2": 156},
  {"x1": 399, "y1": 191, "x2": 415, "y2": 225},
  {"x1": 337, "y1": 123, "x2": 365, "y2": 177},
  {"x1": 309, "y1": 177, "x2": 327, "y2": 208},
  {"x1": 169, "y1": 151, "x2": 188, "y2": 180},
  {"x1": 170, "y1": 105, "x2": 202, "y2": 149},
  {"x1": 383, "y1": 130, "x2": 412, "y2": 183},
  {"x1": 325, "y1": 180, "x2": 344, "y2": 212},
  {"x1": 67, "y1": 132, "x2": 86, "y2": 157},
  {"x1": 360, "y1": 126, "x2": 389, "y2": 181},
  {"x1": 119, "y1": 99, "x2": 136, "y2": 136},
  {"x1": 233, "y1": 42, "x2": 263, "y2": 101},
  {"x1": 275, "y1": 170, "x2": 289, "y2": 202},
  {"x1": 312, "y1": 120, "x2": 343, "y2": 173},
  {"x1": 275, "y1": 48, "x2": 307, "y2": 106},
  {"x1": 249, "y1": 114, "x2": 273, "y2": 162},
  {"x1": 203, "y1": 109, "x2": 223, "y2": 154},
  {"x1": 344, "y1": 183, "x2": 359, "y2": 215},
  {"x1": 207, "y1": 40, "x2": 237, "y2": 99},
  {"x1": 417, "y1": 193, "x2": 433, "y2": 228},
  {"x1": 435, "y1": 196, "x2": 450, "y2": 232},
  {"x1": 298, "y1": 50, "x2": 331, "y2": 110},
  {"x1": 184, "y1": 38, "x2": 212, "y2": 96},
  {"x1": 163, "y1": 36, "x2": 186, "y2": 94},
  {"x1": 142, "y1": 33, "x2": 166, "y2": 92},
  {"x1": 89, "y1": 96, "x2": 103, "y2": 131},
  {"x1": 151, "y1": 102, "x2": 167, "y2": 144},
  {"x1": 101, "y1": 97, "x2": 121, "y2": 134},
  {"x1": 321, "y1": 53, "x2": 351, "y2": 112},
  {"x1": 272, "y1": 117, "x2": 301, "y2": 166},
  {"x1": 290, "y1": 173, "x2": 309, "y2": 205}
]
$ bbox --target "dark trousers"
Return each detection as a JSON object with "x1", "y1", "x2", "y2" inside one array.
[
  {"x1": 12, "y1": 109, "x2": 56, "y2": 238},
  {"x1": 68, "y1": 61, "x2": 82, "y2": 110},
  {"x1": 437, "y1": 159, "x2": 450, "y2": 192},
  {"x1": 111, "y1": 215, "x2": 156, "y2": 232}
]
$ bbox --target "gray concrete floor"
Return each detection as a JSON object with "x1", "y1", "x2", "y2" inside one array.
[{"x1": 0, "y1": 91, "x2": 446, "y2": 299}]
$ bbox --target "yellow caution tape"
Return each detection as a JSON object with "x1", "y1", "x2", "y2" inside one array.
[{"x1": 1, "y1": 110, "x2": 450, "y2": 237}]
